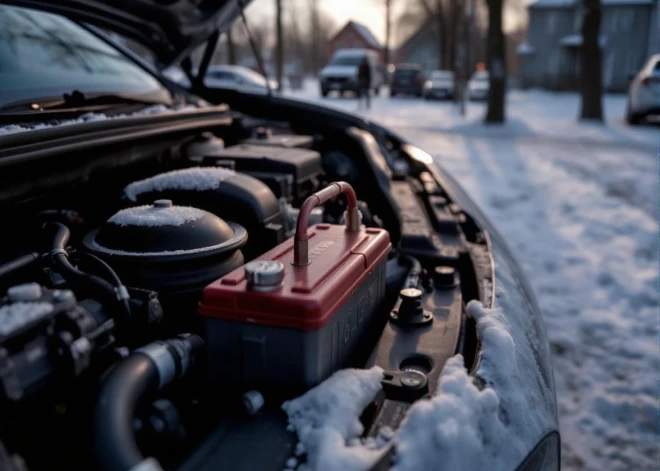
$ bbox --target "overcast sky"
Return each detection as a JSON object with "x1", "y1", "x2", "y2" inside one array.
[{"x1": 245, "y1": 0, "x2": 536, "y2": 46}]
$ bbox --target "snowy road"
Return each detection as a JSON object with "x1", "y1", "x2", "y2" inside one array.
[{"x1": 285, "y1": 83, "x2": 659, "y2": 471}]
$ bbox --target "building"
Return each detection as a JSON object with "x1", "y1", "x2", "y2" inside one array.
[
  {"x1": 519, "y1": 0, "x2": 660, "y2": 92},
  {"x1": 396, "y1": 20, "x2": 488, "y2": 77},
  {"x1": 397, "y1": 20, "x2": 441, "y2": 74},
  {"x1": 326, "y1": 21, "x2": 383, "y2": 63}
]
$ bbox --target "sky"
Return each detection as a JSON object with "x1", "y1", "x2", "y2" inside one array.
[{"x1": 245, "y1": 0, "x2": 536, "y2": 46}]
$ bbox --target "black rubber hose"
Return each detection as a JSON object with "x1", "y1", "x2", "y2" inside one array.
[
  {"x1": 0, "y1": 252, "x2": 40, "y2": 280},
  {"x1": 93, "y1": 354, "x2": 159, "y2": 471},
  {"x1": 72, "y1": 251, "x2": 123, "y2": 288},
  {"x1": 45, "y1": 223, "x2": 131, "y2": 319},
  {"x1": 93, "y1": 335, "x2": 203, "y2": 471}
]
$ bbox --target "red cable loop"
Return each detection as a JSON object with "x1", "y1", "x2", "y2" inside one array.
[
  {"x1": 295, "y1": 182, "x2": 357, "y2": 240},
  {"x1": 293, "y1": 182, "x2": 359, "y2": 265}
]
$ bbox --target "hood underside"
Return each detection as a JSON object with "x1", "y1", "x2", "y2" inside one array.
[{"x1": 2, "y1": 0, "x2": 250, "y2": 68}]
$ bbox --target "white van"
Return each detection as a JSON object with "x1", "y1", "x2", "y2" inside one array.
[{"x1": 319, "y1": 49, "x2": 383, "y2": 97}]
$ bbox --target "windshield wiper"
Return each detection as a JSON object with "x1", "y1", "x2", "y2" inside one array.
[{"x1": 0, "y1": 90, "x2": 169, "y2": 115}]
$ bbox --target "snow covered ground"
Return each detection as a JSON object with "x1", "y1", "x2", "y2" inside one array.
[{"x1": 285, "y1": 82, "x2": 660, "y2": 471}]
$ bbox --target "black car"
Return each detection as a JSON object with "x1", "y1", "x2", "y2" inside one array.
[
  {"x1": 0, "y1": 2, "x2": 558, "y2": 471},
  {"x1": 389, "y1": 64, "x2": 425, "y2": 97}
]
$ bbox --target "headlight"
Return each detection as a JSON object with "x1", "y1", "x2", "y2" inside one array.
[{"x1": 424, "y1": 80, "x2": 432, "y2": 89}]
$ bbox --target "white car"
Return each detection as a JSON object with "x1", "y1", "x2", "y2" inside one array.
[
  {"x1": 626, "y1": 54, "x2": 660, "y2": 124},
  {"x1": 319, "y1": 49, "x2": 383, "y2": 97},
  {"x1": 423, "y1": 70, "x2": 455, "y2": 100},
  {"x1": 468, "y1": 71, "x2": 489, "y2": 101},
  {"x1": 204, "y1": 65, "x2": 278, "y2": 93}
]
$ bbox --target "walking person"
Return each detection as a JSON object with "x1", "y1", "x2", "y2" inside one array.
[{"x1": 357, "y1": 57, "x2": 371, "y2": 110}]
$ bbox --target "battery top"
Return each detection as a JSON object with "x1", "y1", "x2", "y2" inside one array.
[{"x1": 198, "y1": 224, "x2": 390, "y2": 331}]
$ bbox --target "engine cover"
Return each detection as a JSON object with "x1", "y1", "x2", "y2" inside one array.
[{"x1": 199, "y1": 183, "x2": 391, "y2": 392}]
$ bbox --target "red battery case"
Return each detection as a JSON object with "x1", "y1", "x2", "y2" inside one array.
[{"x1": 199, "y1": 182, "x2": 391, "y2": 391}]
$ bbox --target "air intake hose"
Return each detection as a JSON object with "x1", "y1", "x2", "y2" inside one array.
[{"x1": 92, "y1": 334, "x2": 203, "y2": 471}]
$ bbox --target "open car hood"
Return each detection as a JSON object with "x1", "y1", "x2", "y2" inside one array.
[{"x1": 4, "y1": 0, "x2": 250, "y2": 68}]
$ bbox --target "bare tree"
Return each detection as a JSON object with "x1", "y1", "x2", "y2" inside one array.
[
  {"x1": 418, "y1": 0, "x2": 450, "y2": 70},
  {"x1": 579, "y1": 0, "x2": 603, "y2": 120},
  {"x1": 275, "y1": 0, "x2": 284, "y2": 90},
  {"x1": 384, "y1": 0, "x2": 393, "y2": 65},
  {"x1": 485, "y1": 0, "x2": 506, "y2": 123},
  {"x1": 309, "y1": 0, "x2": 322, "y2": 74}
]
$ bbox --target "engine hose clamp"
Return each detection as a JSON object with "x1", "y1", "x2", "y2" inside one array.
[
  {"x1": 50, "y1": 248, "x2": 68, "y2": 261},
  {"x1": 136, "y1": 342, "x2": 176, "y2": 388}
]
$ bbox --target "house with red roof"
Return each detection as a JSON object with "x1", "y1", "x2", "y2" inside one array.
[{"x1": 326, "y1": 21, "x2": 383, "y2": 63}]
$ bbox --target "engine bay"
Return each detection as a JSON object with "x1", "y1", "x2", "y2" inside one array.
[{"x1": 0, "y1": 118, "x2": 492, "y2": 471}]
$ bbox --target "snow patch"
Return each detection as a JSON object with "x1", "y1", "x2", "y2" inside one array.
[
  {"x1": 124, "y1": 167, "x2": 236, "y2": 202},
  {"x1": 281, "y1": 295, "x2": 551, "y2": 471},
  {"x1": 281, "y1": 366, "x2": 387, "y2": 471},
  {"x1": 108, "y1": 205, "x2": 205, "y2": 227},
  {"x1": 0, "y1": 105, "x2": 198, "y2": 137},
  {"x1": 89, "y1": 223, "x2": 247, "y2": 258},
  {"x1": 394, "y1": 299, "x2": 545, "y2": 471},
  {"x1": 393, "y1": 355, "x2": 502, "y2": 471}
]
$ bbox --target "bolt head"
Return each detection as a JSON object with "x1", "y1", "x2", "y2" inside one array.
[
  {"x1": 400, "y1": 370, "x2": 427, "y2": 389},
  {"x1": 399, "y1": 287, "x2": 423, "y2": 301}
]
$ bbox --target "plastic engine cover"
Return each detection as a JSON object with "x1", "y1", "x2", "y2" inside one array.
[{"x1": 199, "y1": 183, "x2": 391, "y2": 392}]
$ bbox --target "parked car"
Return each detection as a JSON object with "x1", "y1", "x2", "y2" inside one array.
[
  {"x1": 468, "y1": 70, "x2": 490, "y2": 101},
  {"x1": 204, "y1": 65, "x2": 278, "y2": 93},
  {"x1": 319, "y1": 49, "x2": 383, "y2": 97},
  {"x1": 390, "y1": 64, "x2": 425, "y2": 97},
  {"x1": 626, "y1": 54, "x2": 660, "y2": 124},
  {"x1": 0, "y1": 2, "x2": 558, "y2": 471},
  {"x1": 423, "y1": 70, "x2": 455, "y2": 100}
]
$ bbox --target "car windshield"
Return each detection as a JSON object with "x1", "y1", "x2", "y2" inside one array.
[
  {"x1": 330, "y1": 56, "x2": 363, "y2": 66},
  {"x1": 0, "y1": 4, "x2": 171, "y2": 109},
  {"x1": 394, "y1": 69, "x2": 418, "y2": 77}
]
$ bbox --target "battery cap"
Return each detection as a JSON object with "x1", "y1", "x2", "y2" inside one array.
[{"x1": 244, "y1": 260, "x2": 285, "y2": 291}]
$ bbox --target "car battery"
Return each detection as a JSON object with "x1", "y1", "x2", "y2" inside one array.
[
  {"x1": 202, "y1": 144, "x2": 323, "y2": 202},
  {"x1": 199, "y1": 182, "x2": 391, "y2": 392}
]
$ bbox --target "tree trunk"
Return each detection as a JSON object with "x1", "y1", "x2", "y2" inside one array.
[
  {"x1": 579, "y1": 0, "x2": 603, "y2": 120},
  {"x1": 485, "y1": 0, "x2": 506, "y2": 123},
  {"x1": 226, "y1": 29, "x2": 236, "y2": 65},
  {"x1": 384, "y1": 0, "x2": 391, "y2": 65},
  {"x1": 437, "y1": 14, "x2": 447, "y2": 69},
  {"x1": 275, "y1": 0, "x2": 284, "y2": 91}
]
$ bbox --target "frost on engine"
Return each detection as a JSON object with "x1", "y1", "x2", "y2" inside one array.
[{"x1": 199, "y1": 182, "x2": 391, "y2": 392}]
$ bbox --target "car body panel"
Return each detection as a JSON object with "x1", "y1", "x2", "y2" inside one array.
[{"x1": 627, "y1": 54, "x2": 660, "y2": 118}]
